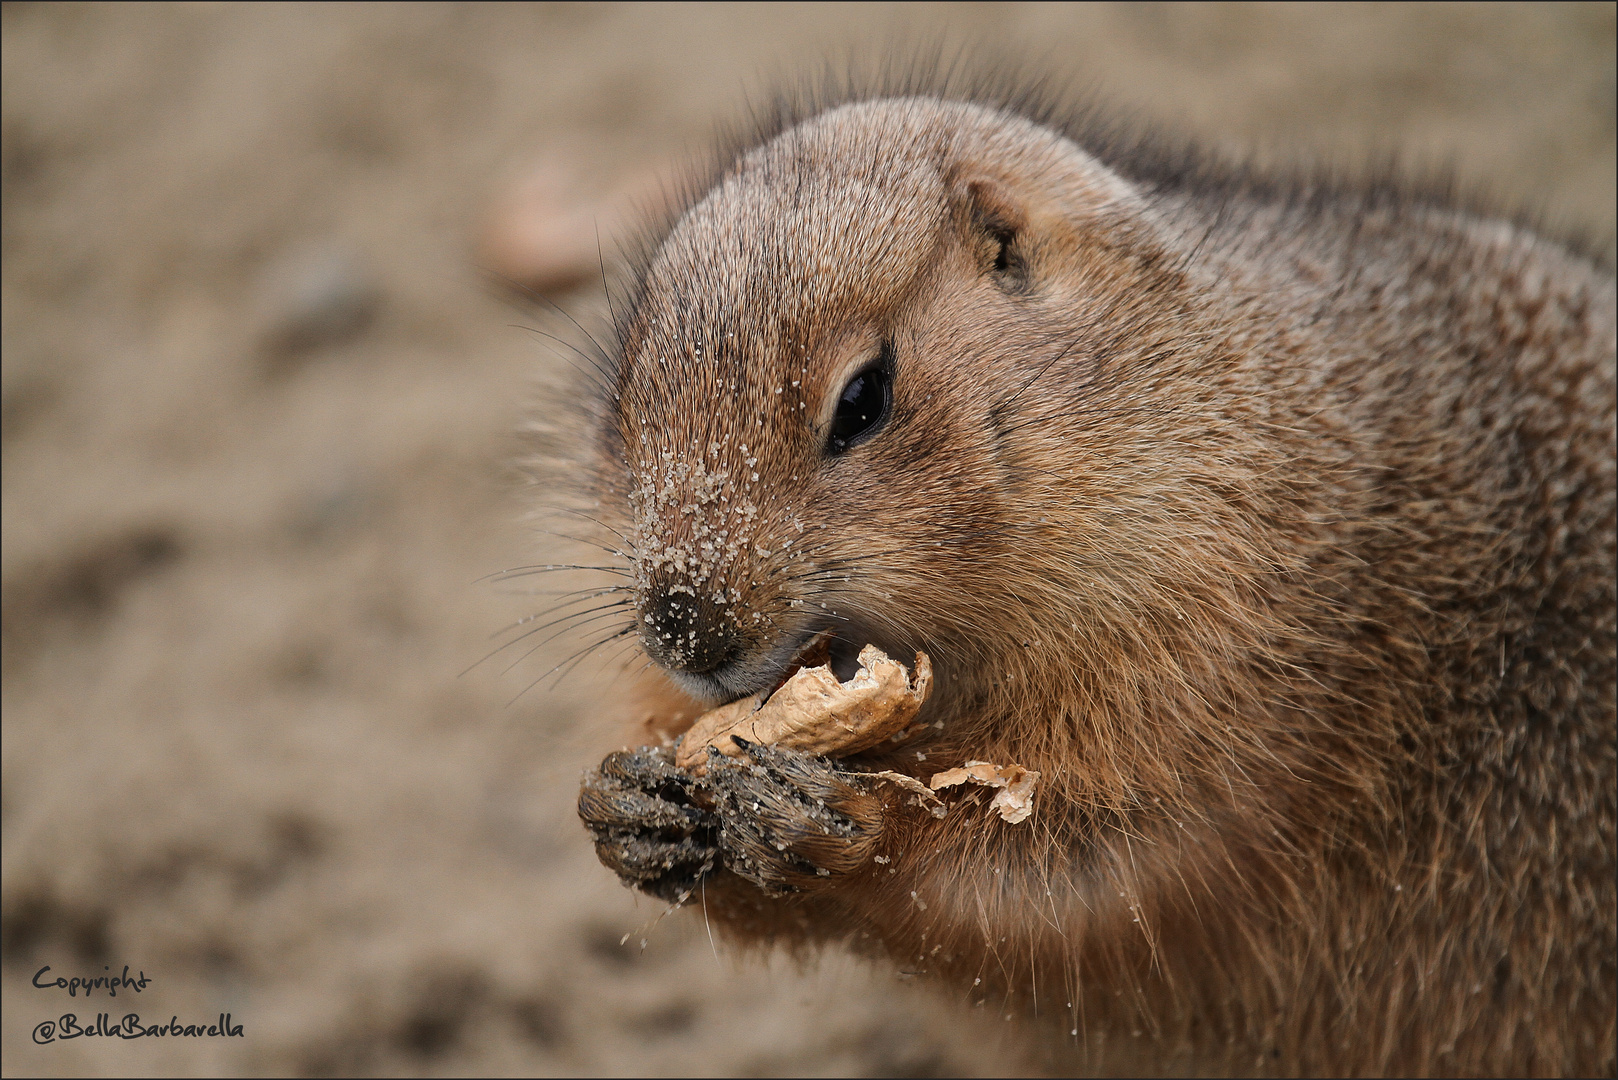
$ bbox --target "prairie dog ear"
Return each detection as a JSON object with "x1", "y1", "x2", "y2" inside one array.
[
  {"x1": 961, "y1": 177, "x2": 1025, "y2": 242},
  {"x1": 952, "y1": 146, "x2": 1150, "y2": 241},
  {"x1": 954, "y1": 175, "x2": 1029, "y2": 283},
  {"x1": 947, "y1": 127, "x2": 1160, "y2": 280}
]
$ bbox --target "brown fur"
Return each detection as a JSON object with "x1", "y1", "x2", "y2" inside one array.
[{"x1": 559, "y1": 88, "x2": 1615, "y2": 1076}]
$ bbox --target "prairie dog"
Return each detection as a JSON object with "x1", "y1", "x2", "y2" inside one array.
[{"x1": 570, "y1": 91, "x2": 1616, "y2": 1075}]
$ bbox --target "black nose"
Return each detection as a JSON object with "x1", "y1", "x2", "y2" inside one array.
[{"x1": 639, "y1": 584, "x2": 740, "y2": 674}]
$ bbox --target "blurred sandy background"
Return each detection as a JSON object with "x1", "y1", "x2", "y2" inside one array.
[{"x1": 2, "y1": 3, "x2": 1612, "y2": 1076}]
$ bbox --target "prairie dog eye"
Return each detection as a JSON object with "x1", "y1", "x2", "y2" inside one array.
[{"x1": 826, "y1": 345, "x2": 894, "y2": 455}]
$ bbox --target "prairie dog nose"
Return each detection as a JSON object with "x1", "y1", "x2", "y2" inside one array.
[{"x1": 639, "y1": 581, "x2": 741, "y2": 673}]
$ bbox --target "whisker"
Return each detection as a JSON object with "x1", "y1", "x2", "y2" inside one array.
[
  {"x1": 487, "y1": 589, "x2": 633, "y2": 641},
  {"x1": 482, "y1": 564, "x2": 634, "y2": 583},
  {"x1": 526, "y1": 528, "x2": 633, "y2": 560},
  {"x1": 491, "y1": 582, "x2": 633, "y2": 607},
  {"x1": 462, "y1": 602, "x2": 632, "y2": 679},
  {"x1": 481, "y1": 267, "x2": 617, "y2": 377},
  {"x1": 508, "y1": 625, "x2": 639, "y2": 706},
  {"x1": 553, "y1": 622, "x2": 636, "y2": 687},
  {"x1": 498, "y1": 607, "x2": 636, "y2": 677},
  {"x1": 511, "y1": 324, "x2": 615, "y2": 396},
  {"x1": 533, "y1": 504, "x2": 636, "y2": 549},
  {"x1": 595, "y1": 220, "x2": 620, "y2": 332},
  {"x1": 600, "y1": 638, "x2": 652, "y2": 683}
]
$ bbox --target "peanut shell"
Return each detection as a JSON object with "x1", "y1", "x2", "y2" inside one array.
[{"x1": 675, "y1": 645, "x2": 932, "y2": 773}]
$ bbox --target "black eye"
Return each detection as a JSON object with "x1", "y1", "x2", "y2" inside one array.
[{"x1": 826, "y1": 347, "x2": 893, "y2": 455}]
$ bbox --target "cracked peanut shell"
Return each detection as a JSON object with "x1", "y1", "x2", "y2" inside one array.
[{"x1": 675, "y1": 645, "x2": 932, "y2": 773}]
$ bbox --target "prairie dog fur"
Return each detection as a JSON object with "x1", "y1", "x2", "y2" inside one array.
[{"x1": 569, "y1": 88, "x2": 1616, "y2": 1076}]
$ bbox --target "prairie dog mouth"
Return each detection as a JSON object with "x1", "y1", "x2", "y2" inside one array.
[
  {"x1": 763, "y1": 628, "x2": 836, "y2": 699},
  {"x1": 826, "y1": 634, "x2": 865, "y2": 683},
  {"x1": 670, "y1": 626, "x2": 888, "y2": 707},
  {"x1": 702, "y1": 629, "x2": 872, "y2": 709},
  {"x1": 764, "y1": 630, "x2": 867, "y2": 696}
]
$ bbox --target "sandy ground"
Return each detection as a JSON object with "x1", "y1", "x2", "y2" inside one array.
[{"x1": 2, "y1": 4, "x2": 1612, "y2": 1077}]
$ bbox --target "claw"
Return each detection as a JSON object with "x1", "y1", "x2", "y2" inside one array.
[
  {"x1": 578, "y1": 746, "x2": 722, "y2": 902},
  {"x1": 580, "y1": 741, "x2": 885, "y2": 901}
]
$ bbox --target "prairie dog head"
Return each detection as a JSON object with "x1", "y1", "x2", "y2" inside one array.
[{"x1": 608, "y1": 97, "x2": 1192, "y2": 708}]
